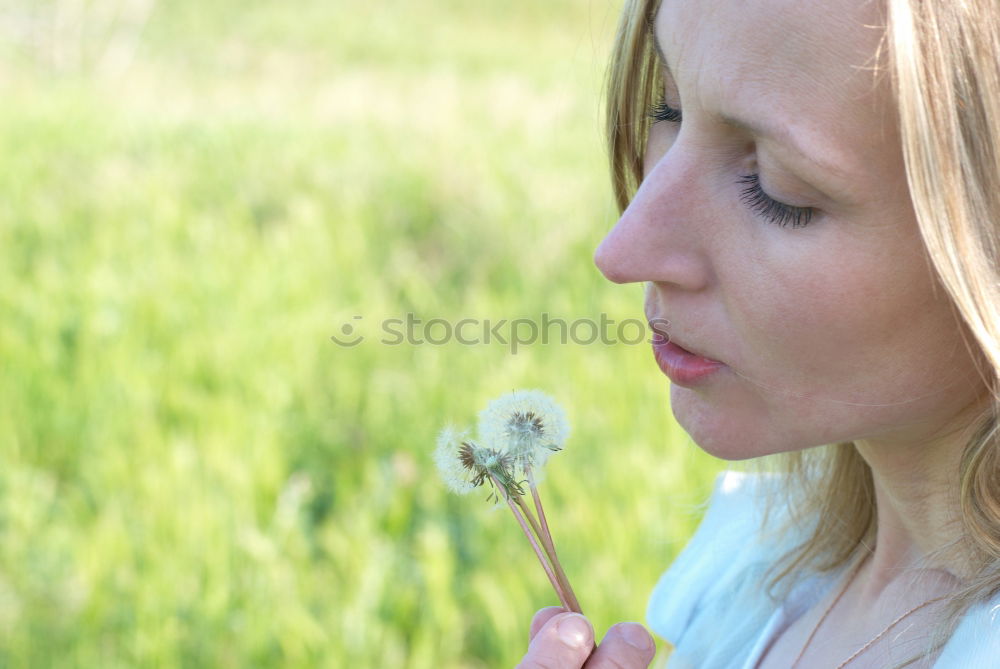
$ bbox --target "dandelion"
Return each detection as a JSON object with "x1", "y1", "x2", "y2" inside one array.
[
  {"x1": 478, "y1": 389, "x2": 570, "y2": 473},
  {"x1": 435, "y1": 390, "x2": 582, "y2": 614},
  {"x1": 434, "y1": 426, "x2": 524, "y2": 501},
  {"x1": 477, "y1": 389, "x2": 575, "y2": 608},
  {"x1": 434, "y1": 425, "x2": 478, "y2": 495}
]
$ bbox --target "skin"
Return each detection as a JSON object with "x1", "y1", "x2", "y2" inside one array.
[
  {"x1": 517, "y1": 607, "x2": 655, "y2": 669},
  {"x1": 521, "y1": 0, "x2": 991, "y2": 666}
]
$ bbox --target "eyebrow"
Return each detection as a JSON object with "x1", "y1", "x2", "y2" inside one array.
[{"x1": 647, "y1": 22, "x2": 858, "y2": 186}]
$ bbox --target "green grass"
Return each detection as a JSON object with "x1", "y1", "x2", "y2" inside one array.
[{"x1": 0, "y1": 1, "x2": 728, "y2": 666}]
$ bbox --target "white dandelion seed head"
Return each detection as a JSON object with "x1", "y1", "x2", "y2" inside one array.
[
  {"x1": 477, "y1": 389, "x2": 570, "y2": 472},
  {"x1": 433, "y1": 425, "x2": 477, "y2": 495},
  {"x1": 481, "y1": 451, "x2": 502, "y2": 470}
]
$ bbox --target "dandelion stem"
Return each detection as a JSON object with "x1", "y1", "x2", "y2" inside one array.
[
  {"x1": 513, "y1": 493, "x2": 582, "y2": 614},
  {"x1": 488, "y1": 471, "x2": 574, "y2": 612},
  {"x1": 526, "y1": 469, "x2": 582, "y2": 614},
  {"x1": 513, "y1": 494, "x2": 546, "y2": 554}
]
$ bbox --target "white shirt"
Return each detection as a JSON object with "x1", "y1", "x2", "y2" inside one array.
[{"x1": 646, "y1": 470, "x2": 1000, "y2": 668}]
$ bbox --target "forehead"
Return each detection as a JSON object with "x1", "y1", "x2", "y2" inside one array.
[
  {"x1": 656, "y1": 0, "x2": 885, "y2": 80},
  {"x1": 654, "y1": 0, "x2": 895, "y2": 184}
]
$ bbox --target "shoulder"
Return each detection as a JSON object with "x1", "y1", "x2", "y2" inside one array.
[
  {"x1": 646, "y1": 469, "x2": 797, "y2": 668},
  {"x1": 936, "y1": 595, "x2": 1000, "y2": 665},
  {"x1": 646, "y1": 469, "x2": 787, "y2": 625}
]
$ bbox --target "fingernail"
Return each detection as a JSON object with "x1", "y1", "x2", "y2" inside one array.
[
  {"x1": 620, "y1": 623, "x2": 652, "y2": 651},
  {"x1": 556, "y1": 614, "x2": 591, "y2": 648}
]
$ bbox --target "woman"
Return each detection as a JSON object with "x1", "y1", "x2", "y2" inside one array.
[{"x1": 519, "y1": 0, "x2": 1000, "y2": 667}]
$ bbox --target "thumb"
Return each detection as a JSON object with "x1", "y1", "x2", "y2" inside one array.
[{"x1": 517, "y1": 613, "x2": 595, "y2": 669}]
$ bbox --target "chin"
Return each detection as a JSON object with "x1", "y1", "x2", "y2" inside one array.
[
  {"x1": 686, "y1": 430, "x2": 769, "y2": 461},
  {"x1": 669, "y1": 385, "x2": 795, "y2": 461}
]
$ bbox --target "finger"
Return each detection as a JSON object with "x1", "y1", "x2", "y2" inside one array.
[
  {"x1": 517, "y1": 612, "x2": 595, "y2": 669},
  {"x1": 583, "y1": 622, "x2": 655, "y2": 669},
  {"x1": 529, "y1": 606, "x2": 569, "y2": 642}
]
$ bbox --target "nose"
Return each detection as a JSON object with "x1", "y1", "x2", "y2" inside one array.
[{"x1": 593, "y1": 149, "x2": 711, "y2": 290}]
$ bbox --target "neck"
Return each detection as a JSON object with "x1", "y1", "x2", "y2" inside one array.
[{"x1": 851, "y1": 398, "x2": 990, "y2": 604}]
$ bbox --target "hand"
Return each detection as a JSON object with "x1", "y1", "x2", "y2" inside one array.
[{"x1": 516, "y1": 606, "x2": 656, "y2": 669}]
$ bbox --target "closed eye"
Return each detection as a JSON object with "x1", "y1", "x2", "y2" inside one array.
[
  {"x1": 648, "y1": 99, "x2": 682, "y2": 124},
  {"x1": 737, "y1": 173, "x2": 815, "y2": 228},
  {"x1": 647, "y1": 97, "x2": 815, "y2": 229}
]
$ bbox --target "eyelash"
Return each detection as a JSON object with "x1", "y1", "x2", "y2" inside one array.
[
  {"x1": 646, "y1": 99, "x2": 816, "y2": 229},
  {"x1": 736, "y1": 174, "x2": 814, "y2": 229},
  {"x1": 648, "y1": 99, "x2": 682, "y2": 124}
]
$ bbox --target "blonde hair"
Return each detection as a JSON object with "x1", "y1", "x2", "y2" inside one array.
[{"x1": 605, "y1": 0, "x2": 1000, "y2": 665}]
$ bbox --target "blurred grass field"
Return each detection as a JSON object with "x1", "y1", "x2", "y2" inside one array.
[{"x1": 0, "y1": 1, "x2": 728, "y2": 666}]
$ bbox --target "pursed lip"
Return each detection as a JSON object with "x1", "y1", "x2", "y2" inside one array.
[{"x1": 645, "y1": 312, "x2": 723, "y2": 365}]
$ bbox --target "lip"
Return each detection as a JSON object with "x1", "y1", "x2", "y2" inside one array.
[{"x1": 648, "y1": 320, "x2": 726, "y2": 387}]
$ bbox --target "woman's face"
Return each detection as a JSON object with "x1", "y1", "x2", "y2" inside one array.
[{"x1": 594, "y1": 0, "x2": 988, "y2": 459}]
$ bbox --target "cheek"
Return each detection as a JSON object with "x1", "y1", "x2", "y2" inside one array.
[
  {"x1": 686, "y1": 227, "x2": 986, "y2": 453},
  {"x1": 726, "y1": 231, "x2": 937, "y2": 400}
]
